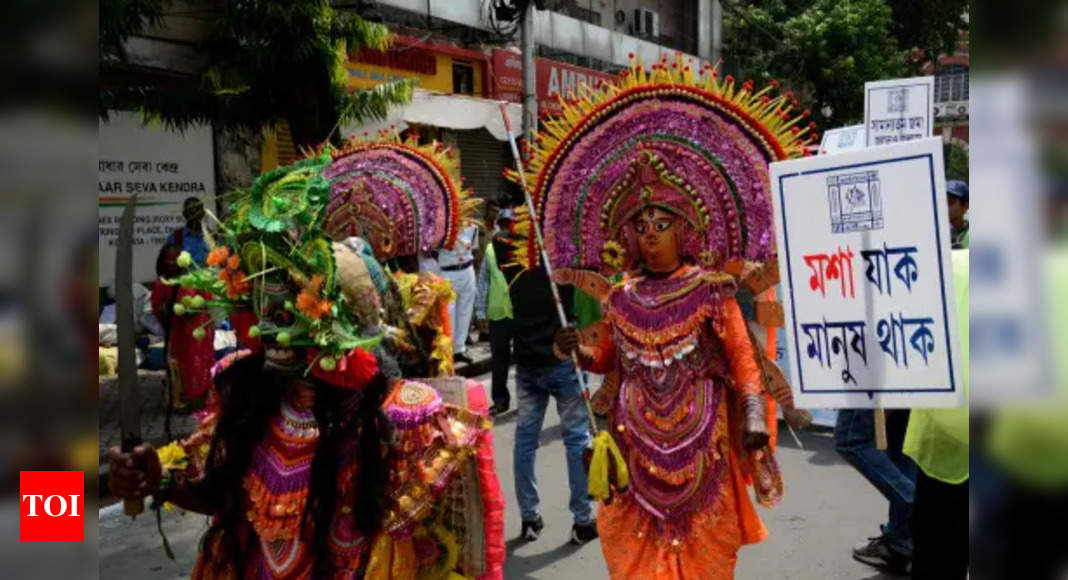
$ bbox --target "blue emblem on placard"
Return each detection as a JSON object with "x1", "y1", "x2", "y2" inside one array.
[
  {"x1": 887, "y1": 88, "x2": 907, "y2": 113},
  {"x1": 828, "y1": 170, "x2": 883, "y2": 233}
]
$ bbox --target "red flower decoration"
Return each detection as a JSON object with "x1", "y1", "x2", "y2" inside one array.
[{"x1": 308, "y1": 347, "x2": 378, "y2": 391}]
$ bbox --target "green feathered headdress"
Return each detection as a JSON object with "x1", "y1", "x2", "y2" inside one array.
[{"x1": 167, "y1": 153, "x2": 383, "y2": 382}]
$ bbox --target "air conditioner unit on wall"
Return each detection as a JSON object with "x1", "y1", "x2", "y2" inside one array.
[{"x1": 633, "y1": 8, "x2": 659, "y2": 38}]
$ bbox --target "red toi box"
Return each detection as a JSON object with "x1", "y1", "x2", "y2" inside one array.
[{"x1": 20, "y1": 471, "x2": 84, "y2": 541}]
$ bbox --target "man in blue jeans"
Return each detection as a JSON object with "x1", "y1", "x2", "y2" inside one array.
[
  {"x1": 835, "y1": 408, "x2": 916, "y2": 574},
  {"x1": 503, "y1": 257, "x2": 597, "y2": 545}
]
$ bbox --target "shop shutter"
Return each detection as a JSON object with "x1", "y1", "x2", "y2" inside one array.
[{"x1": 452, "y1": 128, "x2": 510, "y2": 204}]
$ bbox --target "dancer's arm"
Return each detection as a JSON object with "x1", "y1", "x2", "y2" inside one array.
[
  {"x1": 721, "y1": 298, "x2": 771, "y2": 450},
  {"x1": 107, "y1": 445, "x2": 218, "y2": 515}
]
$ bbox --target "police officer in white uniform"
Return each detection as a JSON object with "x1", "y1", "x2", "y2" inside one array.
[{"x1": 436, "y1": 223, "x2": 479, "y2": 363}]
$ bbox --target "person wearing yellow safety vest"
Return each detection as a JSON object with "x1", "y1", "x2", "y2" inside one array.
[
  {"x1": 971, "y1": 233, "x2": 1068, "y2": 579},
  {"x1": 904, "y1": 249, "x2": 969, "y2": 579},
  {"x1": 476, "y1": 208, "x2": 517, "y2": 415}
]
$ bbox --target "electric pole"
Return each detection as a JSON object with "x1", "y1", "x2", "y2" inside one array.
[{"x1": 521, "y1": 0, "x2": 537, "y2": 145}]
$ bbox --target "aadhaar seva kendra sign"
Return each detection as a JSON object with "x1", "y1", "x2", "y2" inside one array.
[{"x1": 99, "y1": 111, "x2": 215, "y2": 286}]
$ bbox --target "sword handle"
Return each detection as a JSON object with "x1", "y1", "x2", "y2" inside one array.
[
  {"x1": 120, "y1": 433, "x2": 144, "y2": 517},
  {"x1": 124, "y1": 498, "x2": 144, "y2": 517}
]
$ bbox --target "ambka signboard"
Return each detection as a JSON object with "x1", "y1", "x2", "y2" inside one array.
[{"x1": 491, "y1": 49, "x2": 614, "y2": 115}]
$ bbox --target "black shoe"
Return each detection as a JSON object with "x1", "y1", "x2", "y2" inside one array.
[
  {"x1": 852, "y1": 535, "x2": 910, "y2": 575},
  {"x1": 489, "y1": 403, "x2": 510, "y2": 416},
  {"x1": 570, "y1": 521, "x2": 598, "y2": 545},
  {"x1": 454, "y1": 353, "x2": 474, "y2": 365},
  {"x1": 521, "y1": 516, "x2": 544, "y2": 541}
]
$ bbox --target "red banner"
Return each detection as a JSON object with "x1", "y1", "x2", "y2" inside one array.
[{"x1": 491, "y1": 49, "x2": 615, "y2": 116}]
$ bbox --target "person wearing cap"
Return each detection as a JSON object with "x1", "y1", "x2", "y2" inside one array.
[{"x1": 946, "y1": 180, "x2": 969, "y2": 249}]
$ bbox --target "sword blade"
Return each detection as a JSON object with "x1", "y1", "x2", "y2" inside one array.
[{"x1": 115, "y1": 194, "x2": 143, "y2": 516}]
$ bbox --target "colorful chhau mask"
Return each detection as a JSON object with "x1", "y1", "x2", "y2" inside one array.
[
  {"x1": 321, "y1": 132, "x2": 480, "y2": 261},
  {"x1": 168, "y1": 154, "x2": 383, "y2": 389},
  {"x1": 509, "y1": 54, "x2": 816, "y2": 275}
]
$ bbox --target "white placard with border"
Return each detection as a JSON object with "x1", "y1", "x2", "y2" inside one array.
[
  {"x1": 770, "y1": 137, "x2": 962, "y2": 409},
  {"x1": 864, "y1": 76, "x2": 934, "y2": 148}
]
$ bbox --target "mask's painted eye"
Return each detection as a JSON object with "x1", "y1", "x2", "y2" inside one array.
[
  {"x1": 635, "y1": 223, "x2": 647, "y2": 234},
  {"x1": 655, "y1": 220, "x2": 672, "y2": 232}
]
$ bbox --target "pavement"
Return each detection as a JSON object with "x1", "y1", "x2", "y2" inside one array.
[{"x1": 99, "y1": 365, "x2": 903, "y2": 580}]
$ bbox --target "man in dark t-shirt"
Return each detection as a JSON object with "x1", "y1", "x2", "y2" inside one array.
[{"x1": 498, "y1": 247, "x2": 597, "y2": 545}]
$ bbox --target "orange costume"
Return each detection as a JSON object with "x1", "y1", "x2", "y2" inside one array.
[
  {"x1": 577, "y1": 266, "x2": 781, "y2": 578},
  {"x1": 507, "y1": 54, "x2": 814, "y2": 577}
]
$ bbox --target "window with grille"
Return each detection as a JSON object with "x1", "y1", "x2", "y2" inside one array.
[{"x1": 935, "y1": 64, "x2": 969, "y2": 102}]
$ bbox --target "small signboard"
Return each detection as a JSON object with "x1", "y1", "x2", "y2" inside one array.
[
  {"x1": 819, "y1": 125, "x2": 866, "y2": 155},
  {"x1": 770, "y1": 137, "x2": 962, "y2": 409},
  {"x1": 864, "y1": 76, "x2": 934, "y2": 147}
]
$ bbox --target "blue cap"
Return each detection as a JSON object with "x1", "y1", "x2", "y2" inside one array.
[{"x1": 946, "y1": 180, "x2": 969, "y2": 202}]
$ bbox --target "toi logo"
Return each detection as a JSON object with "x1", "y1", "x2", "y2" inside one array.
[{"x1": 20, "y1": 471, "x2": 84, "y2": 541}]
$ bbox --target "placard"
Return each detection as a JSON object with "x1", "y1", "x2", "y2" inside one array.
[
  {"x1": 770, "y1": 137, "x2": 962, "y2": 408},
  {"x1": 864, "y1": 76, "x2": 934, "y2": 147},
  {"x1": 819, "y1": 125, "x2": 866, "y2": 155}
]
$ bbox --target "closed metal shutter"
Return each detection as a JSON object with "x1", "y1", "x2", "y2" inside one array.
[{"x1": 451, "y1": 128, "x2": 510, "y2": 203}]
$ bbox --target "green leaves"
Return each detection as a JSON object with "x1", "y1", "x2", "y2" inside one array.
[
  {"x1": 337, "y1": 78, "x2": 417, "y2": 125},
  {"x1": 100, "y1": 1, "x2": 413, "y2": 149},
  {"x1": 723, "y1": 0, "x2": 963, "y2": 128}
]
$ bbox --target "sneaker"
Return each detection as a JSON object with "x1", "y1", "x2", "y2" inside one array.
[
  {"x1": 852, "y1": 535, "x2": 910, "y2": 574},
  {"x1": 570, "y1": 521, "x2": 599, "y2": 545},
  {"x1": 520, "y1": 516, "x2": 544, "y2": 541}
]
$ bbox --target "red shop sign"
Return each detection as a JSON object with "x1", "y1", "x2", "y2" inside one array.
[{"x1": 491, "y1": 49, "x2": 615, "y2": 115}]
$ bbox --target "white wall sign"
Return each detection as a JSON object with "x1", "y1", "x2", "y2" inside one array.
[
  {"x1": 864, "y1": 76, "x2": 934, "y2": 147},
  {"x1": 819, "y1": 125, "x2": 866, "y2": 155},
  {"x1": 770, "y1": 137, "x2": 962, "y2": 409},
  {"x1": 99, "y1": 111, "x2": 214, "y2": 287}
]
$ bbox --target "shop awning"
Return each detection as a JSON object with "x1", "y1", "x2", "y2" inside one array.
[{"x1": 342, "y1": 89, "x2": 523, "y2": 142}]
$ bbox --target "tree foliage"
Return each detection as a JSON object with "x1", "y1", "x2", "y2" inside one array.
[
  {"x1": 100, "y1": 0, "x2": 414, "y2": 150},
  {"x1": 885, "y1": 0, "x2": 969, "y2": 57},
  {"x1": 944, "y1": 141, "x2": 968, "y2": 182},
  {"x1": 723, "y1": 0, "x2": 966, "y2": 129}
]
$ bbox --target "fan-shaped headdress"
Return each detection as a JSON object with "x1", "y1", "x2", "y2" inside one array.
[
  {"x1": 513, "y1": 54, "x2": 817, "y2": 274},
  {"x1": 321, "y1": 132, "x2": 480, "y2": 260}
]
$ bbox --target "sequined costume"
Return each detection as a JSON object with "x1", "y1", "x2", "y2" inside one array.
[
  {"x1": 509, "y1": 55, "x2": 815, "y2": 578},
  {"x1": 155, "y1": 154, "x2": 504, "y2": 579},
  {"x1": 181, "y1": 378, "x2": 499, "y2": 579},
  {"x1": 393, "y1": 271, "x2": 456, "y2": 377},
  {"x1": 578, "y1": 267, "x2": 781, "y2": 578}
]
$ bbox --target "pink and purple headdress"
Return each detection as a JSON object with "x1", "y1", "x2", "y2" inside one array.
[
  {"x1": 512, "y1": 54, "x2": 817, "y2": 274},
  {"x1": 322, "y1": 133, "x2": 479, "y2": 260}
]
